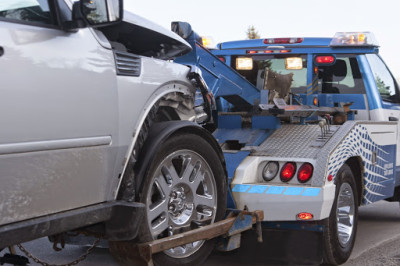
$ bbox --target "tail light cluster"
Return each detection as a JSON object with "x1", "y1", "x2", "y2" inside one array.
[{"x1": 262, "y1": 162, "x2": 313, "y2": 183}]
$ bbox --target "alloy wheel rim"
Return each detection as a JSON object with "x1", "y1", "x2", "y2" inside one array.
[
  {"x1": 336, "y1": 182, "x2": 355, "y2": 248},
  {"x1": 145, "y1": 149, "x2": 217, "y2": 258}
]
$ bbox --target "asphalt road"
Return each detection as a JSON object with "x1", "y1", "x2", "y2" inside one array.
[{"x1": 2, "y1": 200, "x2": 400, "y2": 265}]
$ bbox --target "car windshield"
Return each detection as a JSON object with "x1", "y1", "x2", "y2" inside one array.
[{"x1": 0, "y1": 0, "x2": 49, "y2": 12}]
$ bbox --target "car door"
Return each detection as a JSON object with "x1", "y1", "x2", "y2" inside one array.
[
  {"x1": 364, "y1": 53, "x2": 400, "y2": 195},
  {"x1": 0, "y1": 0, "x2": 119, "y2": 225},
  {"x1": 365, "y1": 54, "x2": 400, "y2": 170}
]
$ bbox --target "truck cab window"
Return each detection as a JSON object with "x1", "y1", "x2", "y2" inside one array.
[
  {"x1": 0, "y1": 0, "x2": 53, "y2": 25},
  {"x1": 232, "y1": 55, "x2": 308, "y2": 94},
  {"x1": 366, "y1": 54, "x2": 399, "y2": 103},
  {"x1": 318, "y1": 56, "x2": 365, "y2": 94}
]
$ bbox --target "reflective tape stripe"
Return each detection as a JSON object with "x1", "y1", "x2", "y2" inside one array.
[
  {"x1": 248, "y1": 185, "x2": 269, "y2": 194},
  {"x1": 266, "y1": 186, "x2": 286, "y2": 194},
  {"x1": 232, "y1": 184, "x2": 251, "y2": 193},
  {"x1": 232, "y1": 184, "x2": 321, "y2": 197}
]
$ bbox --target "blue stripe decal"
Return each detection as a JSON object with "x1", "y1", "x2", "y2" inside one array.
[
  {"x1": 231, "y1": 185, "x2": 322, "y2": 197},
  {"x1": 302, "y1": 188, "x2": 321, "y2": 197},
  {"x1": 283, "y1": 187, "x2": 304, "y2": 196},
  {"x1": 232, "y1": 184, "x2": 251, "y2": 193},
  {"x1": 248, "y1": 185, "x2": 269, "y2": 194},
  {"x1": 266, "y1": 186, "x2": 286, "y2": 195}
]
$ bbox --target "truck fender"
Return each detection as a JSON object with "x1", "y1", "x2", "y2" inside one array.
[{"x1": 134, "y1": 121, "x2": 227, "y2": 196}]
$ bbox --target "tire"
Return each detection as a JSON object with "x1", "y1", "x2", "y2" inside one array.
[
  {"x1": 117, "y1": 105, "x2": 158, "y2": 202},
  {"x1": 110, "y1": 131, "x2": 226, "y2": 266},
  {"x1": 323, "y1": 164, "x2": 359, "y2": 265}
]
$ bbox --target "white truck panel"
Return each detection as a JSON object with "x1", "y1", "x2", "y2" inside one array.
[{"x1": 231, "y1": 121, "x2": 397, "y2": 220}]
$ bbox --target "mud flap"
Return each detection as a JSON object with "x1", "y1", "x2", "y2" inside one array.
[{"x1": 213, "y1": 223, "x2": 324, "y2": 265}]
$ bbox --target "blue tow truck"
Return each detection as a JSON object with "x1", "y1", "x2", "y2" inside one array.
[{"x1": 173, "y1": 24, "x2": 400, "y2": 265}]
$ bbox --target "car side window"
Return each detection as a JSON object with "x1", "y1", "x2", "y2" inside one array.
[
  {"x1": 0, "y1": 0, "x2": 54, "y2": 25},
  {"x1": 366, "y1": 54, "x2": 399, "y2": 103}
]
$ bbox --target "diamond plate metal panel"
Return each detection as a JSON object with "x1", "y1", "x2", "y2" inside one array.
[
  {"x1": 248, "y1": 121, "x2": 396, "y2": 188},
  {"x1": 252, "y1": 124, "x2": 326, "y2": 158}
]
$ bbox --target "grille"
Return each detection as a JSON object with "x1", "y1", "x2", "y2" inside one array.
[{"x1": 114, "y1": 51, "x2": 141, "y2": 77}]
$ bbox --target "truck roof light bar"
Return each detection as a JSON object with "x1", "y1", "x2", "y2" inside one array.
[
  {"x1": 330, "y1": 32, "x2": 379, "y2": 47},
  {"x1": 264, "y1": 38, "x2": 304, "y2": 44}
]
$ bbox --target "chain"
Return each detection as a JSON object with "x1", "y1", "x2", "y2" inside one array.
[{"x1": 16, "y1": 238, "x2": 100, "y2": 266}]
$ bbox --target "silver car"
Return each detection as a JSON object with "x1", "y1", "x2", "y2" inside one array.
[{"x1": 0, "y1": 1, "x2": 226, "y2": 265}]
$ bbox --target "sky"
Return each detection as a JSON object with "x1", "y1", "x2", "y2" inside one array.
[{"x1": 125, "y1": 0, "x2": 400, "y2": 80}]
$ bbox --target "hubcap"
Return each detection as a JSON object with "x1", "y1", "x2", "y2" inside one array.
[
  {"x1": 168, "y1": 185, "x2": 193, "y2": 225},
  {"x1": 145, "y1": 150, "x2": 217, "y2": 258},
  {"x1": 336, "y1": 182, "x2": 355, "y2": 248}
]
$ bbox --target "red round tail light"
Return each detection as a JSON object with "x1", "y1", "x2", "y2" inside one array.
[
  {"x1": 298, "y1": 163, "x2": 314, "y2": 183},
  {"x1": 280, "y1": 162, "x2": 296, "y2": 182}
]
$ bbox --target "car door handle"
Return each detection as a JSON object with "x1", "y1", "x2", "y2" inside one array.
[
  {"x1": 389, "y1": 116, "x2": 399, "y2": 121},
  {"x1": 0, "y1": 47, "x2": 3, "y2": 57}
]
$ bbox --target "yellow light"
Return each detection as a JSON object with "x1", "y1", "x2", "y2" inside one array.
[
  {"x1": 349, "y1": 35, "x2": 355, "y2": 44},
  {"x1": 331, "y1": 32, "x2": 379, "y2": 47},
  {"x1": 201, "y1": 37, "x2": 213, "y2": 48},
  {"x1": 358, "y1": 33, "x2": 366, "y2": 43},
  {"x1": 285, "y1": 57, "x2": 303, "y2": 70},
  {"x1": 236, "y1": 57, "x2": 253, "y2": 70},
  {"x1": 313, "y1": 97, "x2": 318, "y2": 106}
]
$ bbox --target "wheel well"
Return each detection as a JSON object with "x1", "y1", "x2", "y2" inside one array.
[
  {"x1": 157, "y1": 91, "x2": 196, "y2": 122},
  {"x1": 117, "y1": 93, "x2": 186, "y2": 202},
  {"x1": 155, "y1": 106, "x2": 180, "y2": 122},
  {"x1": 345, "y1": 157, "x2": 363, "y2": 206}
]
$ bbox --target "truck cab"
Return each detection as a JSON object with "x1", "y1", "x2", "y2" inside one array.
[{"x1": 213, "y1": 33, "x2": 400, "y2": 123}]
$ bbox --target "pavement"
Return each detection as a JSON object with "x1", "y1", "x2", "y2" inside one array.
[
  {"x1": 345, "y1": 200, "x2": 400, "y2": 265},
  {"x1": 2, "y1": 201, "x2": 400, "y2": 265}
]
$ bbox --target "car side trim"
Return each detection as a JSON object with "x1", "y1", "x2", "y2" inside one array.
[{"x1": 0, "y1": 136, "x2": 112, "y2": 155}]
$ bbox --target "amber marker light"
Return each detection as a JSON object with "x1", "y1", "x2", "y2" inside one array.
[{"x1": 313, "y1": 97, "x2": 318, "y2": 106}]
